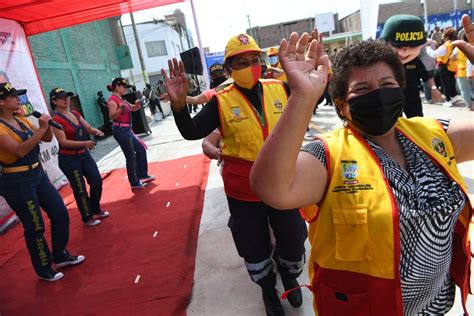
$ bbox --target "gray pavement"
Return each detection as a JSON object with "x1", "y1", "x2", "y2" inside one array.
[{"x1": 91, "y1": 100, "x2": 473, "y2": 315}]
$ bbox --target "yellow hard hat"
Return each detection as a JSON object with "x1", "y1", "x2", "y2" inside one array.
[
  {"x1": 267, "y1": 47, "x2": 278, "y2": 56},
  {"x1": 224, "y1": 34, "x2": 263, "y2": 62}
]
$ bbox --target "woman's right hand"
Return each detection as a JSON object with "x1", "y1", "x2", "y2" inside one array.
[
  {"x1": 161, "y1": 58, "x2": 189, "y2": 112},
  {"x1": 37, "y1": 115, "x2": 51, "y2": 132},
  {"x1": 279, "y1": 30, "x2": 329, "y2": 104},
  {"x1": 84, "y1": 140, "x2": 96, "y2": 150}
]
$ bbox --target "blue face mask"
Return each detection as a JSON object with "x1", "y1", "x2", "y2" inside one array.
[{"x1": 269, "y1": 56, "x2": 279, "y2": 65}]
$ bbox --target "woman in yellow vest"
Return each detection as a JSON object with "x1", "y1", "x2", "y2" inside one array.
[
  {"x1": 427, "y1": 27, "x2": 459, "y2": 107},
  {"x1": 162, "y1": 34, "x2": 307, "y2": 316},
  {"x1": 251, "y1": 33, "x2": 473, "y2": 315},
  {"x1": 450, "y1": 29, "x2": 474, "y2": 111}
]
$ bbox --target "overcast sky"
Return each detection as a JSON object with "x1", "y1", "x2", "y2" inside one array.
[{"x1": 121, "y1": 0, "x2": 399, "y2": 53}]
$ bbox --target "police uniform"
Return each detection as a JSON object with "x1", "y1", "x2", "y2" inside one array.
[
  {"x1": 51, "y1": 88, "x2": 106, "y2": 224},
  {"x1": 0, "y1": 83, "x2": 84, "y2": 281},
  {"x1": 381, "y1": 14, "x2": 433, "y2": 117}
]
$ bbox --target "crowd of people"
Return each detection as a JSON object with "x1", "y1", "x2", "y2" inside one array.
[{"x1": 0, "y1": 12, "x2": 473, "y2": 316}]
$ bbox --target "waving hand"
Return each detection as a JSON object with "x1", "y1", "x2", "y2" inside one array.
[
  {"x1": 279, "y1": 30, "x2": 329, "y2": 103},
  {"x1": 160, "y1": 58, "x2": 189, "y2": 112}
]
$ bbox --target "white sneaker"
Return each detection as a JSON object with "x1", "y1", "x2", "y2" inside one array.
[
  {"x1": 451, "y1": 95, "x2": 463, "y2": 104},
  {"x1": 84, "y1": 219, "x2": 101, "y2": 226},
  {"x1": 443, "y1": 101, "x2": 454, "y2": 108}
]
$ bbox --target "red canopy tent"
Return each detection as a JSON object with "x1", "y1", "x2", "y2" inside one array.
[{"x1": 0, "y1": 0, "x2": 184, "y2": 36}]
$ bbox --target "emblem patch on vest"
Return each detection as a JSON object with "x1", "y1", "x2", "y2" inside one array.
[
  {"x1": 432, "y1": 138, "x2": 448, "y2": 158},
  {"x1": 273, "y1": 99, "x2": 283, "y2": 112},
  {"x1": 341, "y1": 160, "x2": 358, "y2": 184},
  {"x1": 229, "y1": 106, "x2": 248, "y2": 123}
]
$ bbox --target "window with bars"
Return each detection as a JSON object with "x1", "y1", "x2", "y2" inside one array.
[{"x1": 145, "y1": 41, "x2": 168, "y2": 58}]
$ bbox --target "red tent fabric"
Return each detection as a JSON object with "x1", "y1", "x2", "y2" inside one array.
[{"x1": 0, "y1": 0, "x2": 184, "y2": 36}]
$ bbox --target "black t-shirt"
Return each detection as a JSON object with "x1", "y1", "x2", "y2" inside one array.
[
  {"x1": 403, "y1": 57, "x2": 431, "y2": 100},
  {"x1": 173, "y1": 81, "x2": 290, "y2": 140}
]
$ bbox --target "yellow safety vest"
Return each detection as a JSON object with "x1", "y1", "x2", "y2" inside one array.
[
  {"x1": 457, "y1": 50, "x2": 468, "y2": 78},
  {"x1": 437, "y1": 41, "x2": 457, "y2": 72},
  {"x1": 217, "y1": 79, "x2": 288, "y2": 161},
  {"x1": 304, "y1": 117, "x2": 472, "y2": 316},
  {"x1": 276, "y1": 62, "x2": 288, "y2": 82}
]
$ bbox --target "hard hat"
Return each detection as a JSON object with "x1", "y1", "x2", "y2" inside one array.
[
  {"x1": 224, "y1": 34, "x2": 263, "y2": 62},
  {"x1": 267, "y1": 47, "x2": 278, "y2": 56}
]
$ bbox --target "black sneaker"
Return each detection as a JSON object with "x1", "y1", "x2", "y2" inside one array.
[
  {"x1": 262, "y1": 289, "x2": 285, "y2": 316},
  {"x1": 38, "y1": 268, "x2": 64, "y2": 282},
  {"x1": 54, "y1": 253, "x2": 85, "y2": 269},
  {"x1": 282, "y1": 278, "x2": 303, "y2": 308}
]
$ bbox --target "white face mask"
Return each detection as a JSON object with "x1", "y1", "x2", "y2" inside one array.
[{"x1": 269, "y1": 56, "x2": 279, "y2": 65}]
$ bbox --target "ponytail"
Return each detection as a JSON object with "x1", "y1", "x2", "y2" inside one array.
[{"x1": 107, "y1": 84, "x2": 113, "y2": 92}]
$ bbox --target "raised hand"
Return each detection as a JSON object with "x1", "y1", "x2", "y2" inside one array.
[
  {"x1": 160, "y1": 58, "x2": 189, "y2": 112},
  {"x1": 279, "y1": 31, "x2": 329, "y2": 103},
  {"x1": 453, "y1": 14, "x2": 474, "y2": 63}
]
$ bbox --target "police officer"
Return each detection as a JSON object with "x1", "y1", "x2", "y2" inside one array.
[
  {"x1": 162, "y1": 34, "x2": 307, "y2": 316},
  {"x1": 107, "y1": 78, "x2": 155, "y2": 190},
  {"x1": 51, "y1": 87, "x2": 110, "y2": 226},
  {"x1": 381, "y1": 14, "x2": 443, "y2": 117},
  {"x1": 0, "y1": 83, "x2": 84, "y2": 281}
]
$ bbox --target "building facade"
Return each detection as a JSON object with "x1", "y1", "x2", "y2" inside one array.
[{"x1": 29, "y1": 19, "x2": 127, "y2": 128}]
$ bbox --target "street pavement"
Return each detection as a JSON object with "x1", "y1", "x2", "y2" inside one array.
[{"x1": 91, "y1": 100, "x2": 473, "y2": 315}]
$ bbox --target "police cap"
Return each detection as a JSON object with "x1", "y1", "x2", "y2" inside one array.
[{"x1": 380, "y1": 14, "x2": 426, "y2": 47}]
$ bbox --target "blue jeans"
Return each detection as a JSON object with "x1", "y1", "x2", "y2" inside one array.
[
  {"x1": 456, "y1": 77, "x2": 473, "y2": 109},
  {"x1": 0, "y1": 167, "x2": 70, "y2": 275},
  {"x1": 59, "y1": 151, "x2": 103, "y2": 222},
  {"x1": 112, "y1": 126, "x2": 148, "y2": 185}
]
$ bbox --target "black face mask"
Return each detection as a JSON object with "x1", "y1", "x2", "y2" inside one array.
[
  {"x1": 347, "y1": 87, "x2": 404, "y2": 136},
  {"x1": 211, "y1": 76, "x2": 227, "y2": 88}
]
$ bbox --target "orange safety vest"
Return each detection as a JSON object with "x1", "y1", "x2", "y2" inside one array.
[
  {"x1": 303, "y1": 117, "x2": 472, "y2": 315},
  {"x1": 437, "y1": 41, "x2": 457, "y2": 73},
  {"x1": 216, "y1": 79, "x2": 288, "y2": 200}
]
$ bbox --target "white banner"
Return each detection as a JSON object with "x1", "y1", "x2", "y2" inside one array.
[
  {"x1": 360, "y1": 0, "x2": 379, "y2": 40},
  {"x1": 0, "y1": 18, "x2": 66, "y2": 232}
]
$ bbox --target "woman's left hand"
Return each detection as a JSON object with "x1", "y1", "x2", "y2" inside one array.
[
  {"x1": 279, "y1": 30, "x2": 329, "y2": 102},
  {"x1": 93, "y1": 128, "x2": 104, "y2": 137}
]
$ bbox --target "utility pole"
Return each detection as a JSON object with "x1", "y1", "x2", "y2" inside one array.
[
  {"x1": 423, "y1": 0, "x2": 429, "y2": 32},
  {"x1": 453, "y1": 0, "x2": 458, "y2": 29},
  {"x1": 130, "y1": 12, "x2": 149, "y2": 85},
  {"x1": 247, "y1": 14, "x2": 254, "y2": 39}
]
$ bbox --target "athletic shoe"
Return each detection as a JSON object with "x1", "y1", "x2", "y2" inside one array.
[
  {"x1": 443, "y1": 101, "x2": 454, "y2": 108},
  {"x1": 96, "y1": 210, "x2": 110, "y2": 218},
  {"x1": 54, "y1": 254, "x2": 85, "y2": 269},
  {"x1": 451, "y1": 95, "x2": 463, "y2": 104},
  {"x1": 38, "y1": 269, "x2": 64, "y2": 282},
  {"x1": 140, "y1": 175, "x2": 155, "y2": 183},
  {"x1": 83, "y1": 219, "x2": 101, "y2": 226},
  {"x1": 131, "y1": 181, "x2": 148, "y2": 189}
]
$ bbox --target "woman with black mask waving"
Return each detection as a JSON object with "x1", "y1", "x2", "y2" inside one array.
[{"x1": 251, "y1": 35, "x2": 473, "y2": 316}]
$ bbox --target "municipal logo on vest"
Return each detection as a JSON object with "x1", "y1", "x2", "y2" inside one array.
[
  {"x1": 432, "y1": 138, "x2": 448, "y2": 158},
  {"x1": 341, "y1": 160, "x2": 358, "y2": 184},
  {"x1": 229, "y1": 106, "x2": 248, "y2": 123},
  {"x1": 273, "y1": 99, "x2": 283, "y2": 112}
]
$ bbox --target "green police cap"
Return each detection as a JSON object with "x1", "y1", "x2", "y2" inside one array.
[{"x1": 380, "y1": 14, "x2": 426, "y2": 47}]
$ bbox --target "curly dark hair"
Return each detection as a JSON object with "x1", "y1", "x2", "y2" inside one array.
[{"x1": 329, "y1": 39, "x2": 405, "y2": 119}]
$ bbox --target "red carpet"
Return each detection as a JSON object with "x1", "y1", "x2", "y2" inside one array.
[{"x1": 0, "y1": 154, "x2": 211, "y2": 316}]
